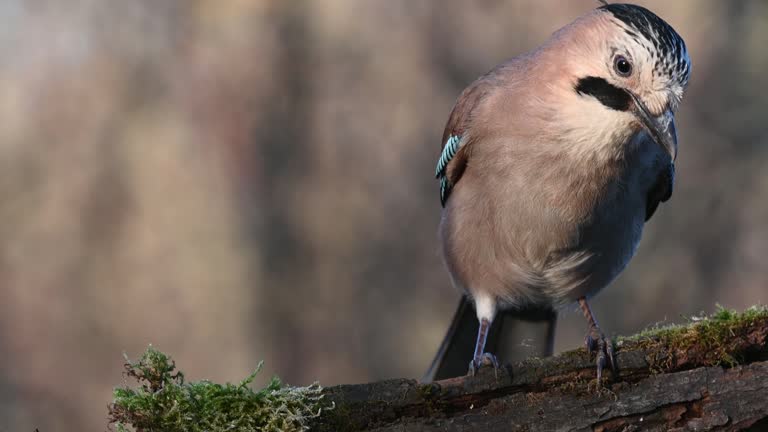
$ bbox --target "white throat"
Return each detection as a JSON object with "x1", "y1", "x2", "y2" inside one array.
[{"x1": 554, "y1": 95, "x2": 637, "y2": 163}]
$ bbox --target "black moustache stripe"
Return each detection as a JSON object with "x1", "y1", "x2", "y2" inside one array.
[{"x1": 574, "y1": 76, "x2": 631, "y2": 111}]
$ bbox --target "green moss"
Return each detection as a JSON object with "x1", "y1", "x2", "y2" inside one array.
[
  {"x1": 618, "y1": 305, "x2": 768, "y2": 371},
  {"x1": 108, "y1": 346, "x2": 333, "y2": 432},
  {"x1": 312, "y1": 401, "x2": 357, "y2": 432},
  {"x1": 417, "y1": 382, "x2": 449, "y2": 415},
  {"x1": 417, "y1": 382, "x2": 440, "y2": 398}
]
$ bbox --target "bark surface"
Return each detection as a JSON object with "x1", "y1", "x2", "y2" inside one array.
[{"x1": 315, "y1": 313, "x2": 768, "y2": 431}]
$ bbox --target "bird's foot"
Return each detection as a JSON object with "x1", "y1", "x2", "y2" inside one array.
[
  {"x1": 468, "y1": 352, "x2": 499, "y2": 377},
  {"x1": 585, "y1": 330, "x2": 615, "y2": 384}
]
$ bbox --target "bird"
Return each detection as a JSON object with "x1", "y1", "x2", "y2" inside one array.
[{"x1": 425, "y1": 3, "x2": 690, "y2": 382}]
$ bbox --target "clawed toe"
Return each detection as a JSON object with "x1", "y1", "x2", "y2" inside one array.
[
  {"x1": 578, "y1": 297, "x2": 616, "y2": 385},
  {"x1": 585, "y1": 332, "x2": 615, "y2": 383},
  {"x1": 468, "y1": 352, "x2": 500, "y2": 377}
]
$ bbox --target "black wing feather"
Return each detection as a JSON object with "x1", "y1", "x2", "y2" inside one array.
[{"x1": 645, "y1": 162, "x2": 674, "y2": 221}]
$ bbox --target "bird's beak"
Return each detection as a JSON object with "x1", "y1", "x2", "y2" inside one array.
[{"x1": 629, "y1": 93, "x2": 677, "y2": 161}]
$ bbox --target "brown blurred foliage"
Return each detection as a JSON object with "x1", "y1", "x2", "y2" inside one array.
[{"x1": 0, "y1": 1, "x2": 766, "y2": 430}]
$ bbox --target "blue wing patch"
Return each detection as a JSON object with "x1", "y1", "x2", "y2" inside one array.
[
  {"x1": 439, "y1": 176, "x2": 451, "y2": 206},
  {"x1": 436, "y1": 135, "x2": 462, "y2": 206},
  {"x1": 435, "y1": 135, "x2": 462, "y2": 178}
]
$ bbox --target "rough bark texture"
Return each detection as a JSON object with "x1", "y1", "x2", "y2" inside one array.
[{"x1": 315, "y1": 314, "x2": 768, "y2": 431}]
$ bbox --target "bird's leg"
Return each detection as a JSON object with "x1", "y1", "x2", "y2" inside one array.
[
  {"x1": 578, "y1": 297, "x2": 615, "y2": 382},
  {"x1": 468, "y1": 318, "x2": 499, "y2": 376}
]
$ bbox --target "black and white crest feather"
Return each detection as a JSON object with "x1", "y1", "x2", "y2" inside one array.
[{"x1": 600, "y1": 3, "x2": 690, "y2": 88}]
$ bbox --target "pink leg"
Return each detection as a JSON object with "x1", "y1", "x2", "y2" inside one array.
[
  {"x1": 578, "y1": 297, "x2": 615, "y2": 382},
  {"x1": 468, "y1": 318, "x2": 499, "y2": 376}
]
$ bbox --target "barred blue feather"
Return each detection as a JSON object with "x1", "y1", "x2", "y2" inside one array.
[{"x1": 436, "y1": 135, "x2": 462, "y2": 206}]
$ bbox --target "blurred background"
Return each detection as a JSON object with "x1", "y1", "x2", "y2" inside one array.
[{"x1": 0, "y1": 0, "x2": 766, "y2": 430}]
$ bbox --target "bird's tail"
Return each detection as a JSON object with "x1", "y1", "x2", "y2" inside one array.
[{"x1": 422, "y1": 295, "x2": 557, "y2": 382}]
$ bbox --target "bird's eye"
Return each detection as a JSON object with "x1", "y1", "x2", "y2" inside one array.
[{"x1": 614, "y1": 55, "x2": 632, "y2": 77}]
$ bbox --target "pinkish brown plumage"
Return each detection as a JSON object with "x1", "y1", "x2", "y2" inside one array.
[{"x1": 428, "y1": 3, "x2": 690, "y2": 381}]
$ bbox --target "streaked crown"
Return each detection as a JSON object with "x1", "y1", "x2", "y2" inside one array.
[{"x1": 601, "y1": 4, "x2": 690, "y2": 97}]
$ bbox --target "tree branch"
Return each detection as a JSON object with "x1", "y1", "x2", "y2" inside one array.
[{"x1": 316, "y1": 308, "x2": 768, "y2": 431}]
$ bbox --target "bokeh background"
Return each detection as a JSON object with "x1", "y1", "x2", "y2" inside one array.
[{"x1": 0, "y1": 0, "x2": 766, "y2": 430}]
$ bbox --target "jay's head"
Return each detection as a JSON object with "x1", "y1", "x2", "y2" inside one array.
[{"x1": 546, "y1": 3, "x2": 690, "y2": 160}]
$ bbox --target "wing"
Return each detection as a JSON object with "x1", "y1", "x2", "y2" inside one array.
[
  {"x1": 436, "y1": 79, "x2": 490, "y2": 206},
  {"x1": 645, "y1": 161, "x2": 674, "y2": 221}
]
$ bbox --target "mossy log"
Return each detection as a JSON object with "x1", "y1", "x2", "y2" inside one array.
[{"x1": 316, "y1": 308, "x2": 768, "y2": 431}]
